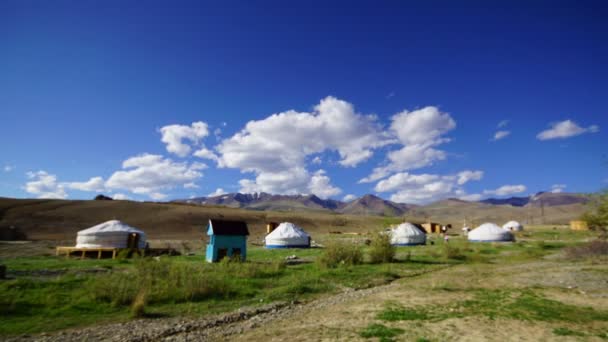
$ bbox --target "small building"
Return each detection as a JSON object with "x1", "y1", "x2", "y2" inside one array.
[
  {"x1": 421, "y1": 222, "x2": 442, "y2": 233},
  {"x1": 390, "y1": 222, "x2": 426, "y2": 246},
  {"x1": 503, "y1": 220, "x2": 524, "y2": 232},
  {"x1": 265, "y1": 222, "x2": 311, "y2": 248},
  {"x1": 468, "y1": 222, "x2": 514, "y2": 242},
  {"x1": 56, "y1": 220, "x2": 146, "y2": 259},
  {"x1": 206, "y1": 219, "x2": 249, "y2": 262},
  {"x1": 570, "y1": 220, "x2": 589, "y2": 231}
]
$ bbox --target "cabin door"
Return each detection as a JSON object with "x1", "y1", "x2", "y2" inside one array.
[
  {"x1": 127, "y1": 233, "x2": 140, "y2": 249},
  {"x1": 217, "y1": 248, "x2": 228, "y2": 261}
]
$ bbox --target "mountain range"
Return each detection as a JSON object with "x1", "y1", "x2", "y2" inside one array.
[{"x1": 176, "y1": 191, "x2": 589, "y2": 216}]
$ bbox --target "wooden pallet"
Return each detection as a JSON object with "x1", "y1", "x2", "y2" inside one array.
[{"x1": 56, "y1": 246, "x2": 121, "y2": 259}]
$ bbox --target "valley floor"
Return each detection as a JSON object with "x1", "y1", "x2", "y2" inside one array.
[{"x1": 1, "y1": 228, "x2": 607, "y2": 341}]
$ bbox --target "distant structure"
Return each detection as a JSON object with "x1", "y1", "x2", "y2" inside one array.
[
  {"x1": 265, "y1": 222, "x2": 311, "y2": 248},
  {"x1": 468, "y1": 222, "x2": 514, "y2": 242},
  {"x1": 390, "y1": 222, "x2": 426, "y2": 246},
  {"x1": 206, "y1": 219, "x2": 249, "y2": 262},
  {"x1": 421, "y1": 222, "x2": 442, "y2": 233},
  {"x1": 76, "y1": 220, "x2": 146, "y2": 248},
  {"x1": 56, "y1": 220, "x2": 146, "y2": 259},
  {"x1": 503, "y1": 220, "x2": 524, "y2": 232},
  {"x1": 570, "y1": 220, "x2": 589, "y2": 231}
]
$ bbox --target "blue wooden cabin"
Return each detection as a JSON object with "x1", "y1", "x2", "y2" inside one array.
[{"x1": 205, "y1": 219, "x2": 249, "y2": 262}]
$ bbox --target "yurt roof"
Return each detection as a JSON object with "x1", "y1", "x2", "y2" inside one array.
[
  {"x1": 266, "y1": 222, "x2": 310, "y2": 239},
  {"x1": 503, "y1": 220, "x2": 523, "y2": 228},
  {"x1": 392, "y1": 222, "x2": 425, "y2": 236},
  {"x1": 77, "y1": 220, "x2": 145, "y2": 236},
  {"x1": 468, "y1": 222, "x2": 513, "y2": 241}
]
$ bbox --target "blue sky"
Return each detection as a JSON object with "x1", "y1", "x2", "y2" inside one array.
[{"x1": 1, "y1": 0, "x2": 606, "y2": 203}]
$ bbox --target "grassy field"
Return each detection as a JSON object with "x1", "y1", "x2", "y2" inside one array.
[{"x1": 1, "y1": 226, "x2": 605, "y2": 338}]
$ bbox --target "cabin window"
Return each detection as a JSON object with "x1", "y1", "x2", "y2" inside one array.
[{"x1": 232, "y1": 248, "x2": 241, "y2": 258}]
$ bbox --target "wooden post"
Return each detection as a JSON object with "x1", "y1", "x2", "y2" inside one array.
[
  {"x1": 81, "y1": 250, "x2": 86, "y2": 260},
  {"x1": 98, "y1": 250, "x2": 102, "y2": 259}
]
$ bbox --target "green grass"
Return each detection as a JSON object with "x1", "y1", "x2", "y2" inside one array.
[
  {"x1": 377, "y1": 288, "x2": 608, "y2": 323},
  {"x1": 553, "y1": 327, "x2": 586, "y2": 337},
  {"x1": 359, "y1": 323, "x2": 404, "y2": 341},
  {"x1": 0, "y1": 226, "x2": 597, "y2": 336},
  {"x1": 0, "y1": 246, "x2": 443, "y2": 335}
]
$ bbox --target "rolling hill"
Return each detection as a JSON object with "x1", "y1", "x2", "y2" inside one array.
[{"x1": 0, "y1": 191, "x2": 590, "y2": 242}]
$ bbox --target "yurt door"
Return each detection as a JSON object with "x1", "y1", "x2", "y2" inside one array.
[{"x1": 127, "y1": 233, "x2": 140, "y2": 249}]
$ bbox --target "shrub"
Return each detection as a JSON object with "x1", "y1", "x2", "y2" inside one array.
[
  {"x1": 130, "y1": 289, "x2": 147, "y2": 318},
  {"x1": 369, "y1": 233, "x2": 395, "y2": 264},
  {"x1": 443, "y1": 244, "x2": 466, "y2": 261},
  {"x1": 318, "y1": 241, "x2": 363, "y2": 268}
]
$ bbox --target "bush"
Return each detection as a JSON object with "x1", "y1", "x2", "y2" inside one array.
[
  {"x1": 130, "y1": 289, "x2": 147, "y2": 318},
  {"x1": 443, "y1": 244, "x2": 466, "y2": 261},
  {"x1": 369, "y1": 232, "x2": 395, "y2": 264},
  {"x1": 318, "y1": 241, "x2": 363, "y2": 268}
]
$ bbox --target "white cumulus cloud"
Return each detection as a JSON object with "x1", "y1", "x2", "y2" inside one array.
[
  {"x1": 112, "y1": 193, "x2": 130, "y2": 200},
  {"x1": 308, "y1": 170, "x2": 342, "y2": 199},
  {"x1": 457, "y1": 170, "x2": 484, "y2": 185},
  {"x1": 536, "y1": 120, "x2": 599, "y2": 140},
  {"x1": 492, "y1": 130, "x2": 510, "y2": 141},
  {"x1": 374, "y1": 170, "x2": 483, "y2": 204},
  {"x1": 160, "y1": 121, "x2": 210, "y2": 157},
  {"x1": 497, "y1": 120, "x2": 509, "y2": 128},
  {"x1": 360, "y1": 106, "x2": 455, "y2": 183},
  {"x1": 24, "y1": 171, "x2": 67, "y2": 199},
  {"x1": 4, "y1": 165, "x2": 14, "y2": 172},
  {"x1": 551, "y1": 184, "x2": 566, "y2": 193},
  {"x1": 105, "y1": 154, "x2": 204, "y2": 199},
  {"x1": 217, "y1": 96, "x2": 387, "y2": 196},
  {"x1": 483, "y1": 184, "x2": 527, "y2": 196},
  {"x1": 208, "y1": 188, "x2": 227, "y2": 197},
  {"x1": 343, "y1": 194, "x2": 357, "y2": 202},
  {"x1": 65, "y1": 176, "x2": 105, "y2": 192}
]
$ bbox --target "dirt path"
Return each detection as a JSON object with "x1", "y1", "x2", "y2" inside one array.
[{"x1": 6, "y1": 258, "x2": 608, "y2": 341}]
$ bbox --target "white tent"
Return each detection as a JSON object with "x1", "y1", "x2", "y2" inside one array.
[
  {"x1": 265, "y1": 222, "x2": 311, "y2": 248},
  {"x1": 76, "y1": 220, "x2": 147, "y2": 248},
  {"x1": 468, "y1": 222, "x2": 514, "y2": 242},
  {"x1": 390, "y1": 222, "x2": 426, "y2": 246},
  {"x1": 503, "y1": 220, "x2": 524, "y2": 231}
]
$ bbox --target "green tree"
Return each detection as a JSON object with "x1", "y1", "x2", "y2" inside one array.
[{"x1": 581, "y1": 191, "x2": 608, "y2": 235}]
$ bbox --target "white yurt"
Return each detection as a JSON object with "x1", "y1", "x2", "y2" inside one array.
[
  {"x1": 76, "y1": 220, "x2": 147, "y2": 248},
  {"x1": 265, "y1": 222, "x2": 311, "y2": 248},
  {"x1": 390, "y1": 222, "x2": 426, "y2": 246},
  {"x1": 468, "y1": 222, "x2": 514, "y2": 242},
  {"x1": 503, "y1": 220, "x2": 524, "y2": 232}
]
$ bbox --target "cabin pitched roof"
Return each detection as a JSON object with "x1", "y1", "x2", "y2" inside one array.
[{"x1": 208, "y1": 219, "x2": 249, "y2": 236}]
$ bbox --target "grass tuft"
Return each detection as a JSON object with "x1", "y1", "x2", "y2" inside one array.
[{"x1": 359, "y1": 323, "x2": 404, "y2": 341}]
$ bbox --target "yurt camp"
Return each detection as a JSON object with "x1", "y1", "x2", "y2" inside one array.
[
  {"x1": 265, "y1": 222, "x2": 311, "y2": 248},
  {"x1": 503, "y1": 220, "x2": 524, "y2": 232},
  {"x1": 390, "y1": 222, "x2": 426, "y2": 246},
  {"x1": 56, "y1": 220, "x2": 147, "y2": 259},
  {"x1": 468, "y1": 222, "x2": 514, "y2": 242}
]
